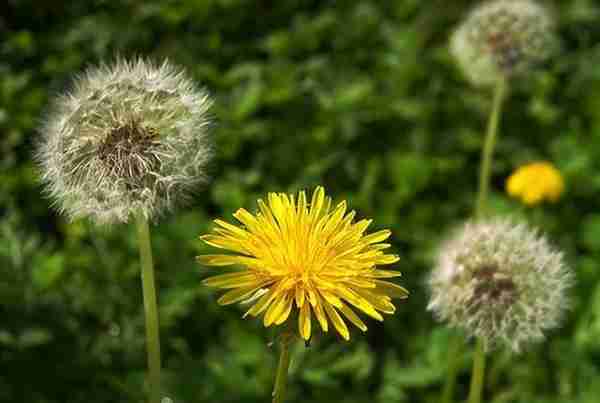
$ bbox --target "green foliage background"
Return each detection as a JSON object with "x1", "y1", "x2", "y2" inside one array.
[{"x1": 2, "y1": 1, "x2": 600, "y2": 402}]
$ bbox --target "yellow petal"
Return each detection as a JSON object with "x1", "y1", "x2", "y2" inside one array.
[
  {"x1": 312, "y1": 293, "x2": 329, "y2": 332},
  {"x1": 264, "y1": 294, "x2": 288, "y2": 326},
  {"x1": 334, "y1": 243, "x2": 367, "y2": 260},
  {"x1": 343, "y1": 278, "x2": 376, "y2": 289},
  {"x1": 350, "y1": 219, "x2": 372, "y2": 236},
  {"x1": 274, "y1": 297, "x2": 294, "y2": 325},
  {"x1": 375, "y1": 254, "x2": 400, "y2": 265},
  {"x1": 268, "y1": 193, "x2": 286, "y2": 227},
  {"x1": 319, "y1": 290, "x2": 343, "y2": 309},
  {"x1": 321, "y1": 201, "x2": 347, "y2": 236},
  {"x1": 368, "y1": 243, "x2": 391, "y2": 251},
  {"x1": 367, "y1": 269, "x2": 403, "y2": 278},
  {"x1": 197, "y1": 254, "x2": 238, "y2": 266},
  {"x1": 355, "y1": 250, "x2": 382, "y2": 261},
  {"x1": 257, "y1": 199, "x2": 279, "y2": 229},
  {"x1": 244, "y1": 289, "x2": 276, "y2": 318},
  {"x1": 233, "y1": 208, "x2": 261, "y2": 232},
  {"x1": 323, "y1": 302, "x2": 349, "y2": 340},
  {"x1": 240, "y1": 288, "x2": 269, "y2": 305},
  {"x1": 373, "y1": 280, "x2": 409, "y2": 299},
  {"x1": 307, "y1": 288, "x2": 318, "y2": 307},
  {"x1": 299, "y1": 302, "x2": 312, "y2": 340},
  {"x1": 327, "y1": 211, "x2": 358, "y2": 247},
  {"x1": 203, "y1": 272, "x2": 258, "y2": 288},
  {"x1": 295, "y1": 287, "x2": 305, "y2": 308},
  {"x1": 361, "y1": 229, "x2": 391, "y2": 245},
  {"x1": 196, "y1": 254, "x2": 262, "y2": 269},
  {"x1": 200, "y1": 235, "x2": 249, "y2": 254},
  {"x1": 218, "y1": 285, "x2": 263, "y2": 305},
  {"x1": 354, "y1": 288, "x2": 396, "y2": 314},
  {"x1": 338, "y1": 302, "x2": 367, "y2": 332},
  {"x1": 298, "y1": 191, "x2": 308, "y2": 217},
  {"x1": 214, "y1": 219, "x2": 250, "y2": 239},
  {"x1": 335, "y1": 286, "x2": 383, "y2": 321},
  {"x1": 339, "y1": 210, "x2": 356, "y2": 231},
  {"x1": 309, "y1": 186, "x2": 326, "y2": 221}
]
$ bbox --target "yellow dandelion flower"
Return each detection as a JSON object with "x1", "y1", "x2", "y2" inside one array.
[
  {"x1": 506, "y1": 162, "x2": 564, "y2": 206},
  {"x1": 197, "y1": 186, "x2": 408, "y2": 341}
]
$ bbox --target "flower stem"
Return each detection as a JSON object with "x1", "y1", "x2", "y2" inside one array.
[
  {"x1": 441, "y1": 335, "x2": 462, "y2": 403},
  {"x1": 467, "y1": 338, "x2": 486, "y2": 403},
  {"x1": 135, "y1": 211, "x2": 161, "y2": 403},
  {"x1": 475, "y1": 78, "x2": 507, "y2": 219},
  {"x1": 442, "y1": 79, "x2": 507, "y2": 403},
  {"x1": 466, "y1": 80, "x2": 506, "y2": 403},
  {"x1": 272, "y1": 332, "x2": 293, "y2": 403}
]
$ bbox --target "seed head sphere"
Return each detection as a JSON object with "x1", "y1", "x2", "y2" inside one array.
[
  {"x1": 38, "y1": 58, "x2": 212, "y2": 224},
  {"x1": 428, "y1": 219, "x2": 572, "y2": 352}
]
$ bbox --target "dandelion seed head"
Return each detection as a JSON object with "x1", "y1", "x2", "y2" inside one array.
[
  {"x1": 198, "y1": 187, "x2": 409, "y2": 341},
  {"x1": 37, "y1": 58, "x2": 212, "y2": 224},
  {"x1": 451, "y1": 0, "x2": 557, "y2": 87},
  {"x1": 428, "y1": 219, "x2": 572, "y2": 353}
]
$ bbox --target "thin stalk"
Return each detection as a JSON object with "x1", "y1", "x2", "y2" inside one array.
[
  {"x1": 441, "y1": 335, "x2": 462, "y2": 403},
  {"x1": 135, "y1": 211, "x2": 161, "y2": 403},
  {"x1": 467, "y1": 338, "x2": 486, "y2": 403},
  {"x1": 475, "y1": 78, "x2": 507, "y2": 219},
  {"x1": 466, "y1": 79, "x2": 507, "y2": 403},
  {"x1": 272, "y1": 332, "x2": 293, "y2": 403},
  {"x1": 443, "y1": 79, "x2": 507, "y2": 403}
]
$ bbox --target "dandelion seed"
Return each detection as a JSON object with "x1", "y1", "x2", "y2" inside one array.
[
  {"x1": 198, "y1": 186, "x2": 409, "y2": 341},
  {"x1": 428, "y1": 219, "x2": 572, "y2": 353},
  {"x1": 450, "y1": 0, "x2": 557, "y2": 87},
  {"x1": 506, "y1": 161, "x2": 564, "y2": 205},
  {"x1": 37, "y1": 58, "x2": 212, "y2": 224}
]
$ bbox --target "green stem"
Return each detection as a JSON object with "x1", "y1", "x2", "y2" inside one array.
[
  {"x1": 135, "y1": 211, "x2": 161, "y2": 403},
  {"x1": 441, "y1": 79, "x2": 507, "y2": 403},
  {"x1": 467, "y1": 338, "x2": 486, "y2": 403},
  {"x1": 272, "y1": 332, "x2": 293, "y2": 403},
  {"x1": 441, "y1": 335, "x2": 462, "y2": 403},
  {"x1": 475, "y1": 78, "x2": 507, "y2": 219}
]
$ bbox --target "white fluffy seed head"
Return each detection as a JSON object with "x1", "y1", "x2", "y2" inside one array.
[
  {"x1": 450, "y1": 0, "x2": 557, "y2": 87},
  {"x1": 428, "y1": 219, "x2": 572, "y2": 353},
  {"x1": 37, "y1": 58, "x2": 213, "y2": 224}
]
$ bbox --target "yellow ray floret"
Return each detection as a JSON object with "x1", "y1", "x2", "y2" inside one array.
[
  {"x1": 506, "y1": 161, "x2": 564, "y2": 206},
  {"x1": 198, "y1": 186, "x2": 408, "y2": 341}
]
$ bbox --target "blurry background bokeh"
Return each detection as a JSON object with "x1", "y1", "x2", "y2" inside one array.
[{"x1": 2, "y1": 1, "x2": 600, "y2": 402}]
